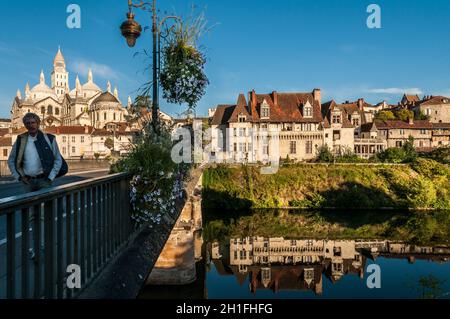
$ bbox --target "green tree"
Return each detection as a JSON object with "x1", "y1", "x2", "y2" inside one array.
[
  {"x1": 415, "y1": 111, "x2": 430, "y2": 120},
  {"x1": 104, "y1": 137, "x2": 114, "y2": 150},
  {"x1": 403, "y1": 136, "x2": 417, "y2": 162},
  {"x1": 376, "y1": 110, "x2": 396, "y2": 121},
  {"x1": 317, "y1": 145, "x2": 334, "y2": 163},
  {"x1": 395, "y1": 109, "x2": 414, "y2": 121},
  {"x1": 376, "y1": 147, "x2": 407, "y2": 163}
]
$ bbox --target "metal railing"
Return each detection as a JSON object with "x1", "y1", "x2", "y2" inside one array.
[
  {"x1": 0, "y1": 173, "x2": 133, "y2": 299},
  {"x1": 0, "y1": 160, "x2": 111, "y2": 177}
]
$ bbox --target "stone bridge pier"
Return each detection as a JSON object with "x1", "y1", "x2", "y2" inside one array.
[{"x1": 146, "y1": 174, "x2": 203, "y2": 285}]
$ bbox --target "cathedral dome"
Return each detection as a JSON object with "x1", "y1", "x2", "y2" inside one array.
[
  {"x1": 30, "y1": 70, "x2": 58, "y2": 100},
  {"x1": 92, "y1": 92, "x2": 120, "y2": 104},
  {"x1": 81, "y1": 69, "x2": 102, "y2": 97},
  {"x1": 82, "y1": 81, "x2": 102, "y2": 92}
]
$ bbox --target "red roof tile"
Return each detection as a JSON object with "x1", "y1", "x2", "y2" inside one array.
[
  {"x1": 0, "y1": 128, "x2": 10, "y2": 137},
  {"x1": 375, "y1": 120, "x2": 433, "y2": 129},
  {"x1": 44, "y1": 126, "x2": 94, "y2": 135},
  {"x1": 420, "y1": 96, "x2": 450, "y2": 106},
  {"x1": 0, "y1": 137, "x2": 11, "y2": 147}
]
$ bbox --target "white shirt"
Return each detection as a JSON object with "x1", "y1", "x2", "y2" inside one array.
[{"x1": 22, "y1": 135, "x2": 44, "y2": 177}]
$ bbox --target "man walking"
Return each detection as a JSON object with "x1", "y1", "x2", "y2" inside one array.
[
  {"x1": 8, "y1": 113, "x2": 63, "y2": 191},
  {"x1": 7, "y1": 113, "x2": 63, "y2": 260}
]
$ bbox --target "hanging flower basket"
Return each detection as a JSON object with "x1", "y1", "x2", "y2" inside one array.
[{"x1": 160, "y1": 40, "x2": 209, "y2": 108}]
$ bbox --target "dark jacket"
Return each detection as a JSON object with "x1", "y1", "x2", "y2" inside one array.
[{"x1": 7, "y1": 130, "x2": 63, "y2": 181}]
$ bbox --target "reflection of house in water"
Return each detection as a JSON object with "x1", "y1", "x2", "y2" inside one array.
[
  {"x1": 383, "y1": 243, "x2": 450, "y2": 264},
  {"x1": 210, "y1": 237, "x2": 450, "y2": 296}
]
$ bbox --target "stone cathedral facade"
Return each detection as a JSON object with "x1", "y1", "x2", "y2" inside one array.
[{"x1": 10, "y1": 47, "x2": 132, "y2": 130}]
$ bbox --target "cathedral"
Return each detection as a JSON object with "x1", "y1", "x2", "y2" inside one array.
[{"x1": 10, "y1": 47, "x2": 132, "y2": 130}]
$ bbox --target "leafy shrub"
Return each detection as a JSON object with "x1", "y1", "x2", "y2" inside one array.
[
  {"x1": 406, "y1": 212, "x2": 440, "y2": 244},
  {"x1": 290, "y1": 193, "x2": 326, "y2": 208},
  {"x1": 317, "y1": 145, "x2": 334, "y2": 163},
  {"x1": 422, "y1": 146, "x2": 450, "y2": 164},
  {"x1": 376, "y1": 110, "x2": 396, "y2": 121},
  {"x1": 376, "y1": 147, "x2": 407, "y2": 163},
  {"x1": 111, "y1": 124, "x2": 190, "y2": 225},
  {"x1": 405, "y1": 177, "x2": 437, "y2": 209},
  {"x1": 411, "y1": 158, "x2": 450, "y2": 179}
]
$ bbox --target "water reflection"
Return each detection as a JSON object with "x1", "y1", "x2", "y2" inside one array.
[
  {"x1": 208, "y1": 237, "x2": 450, "y2": 297},
  {"x1": 139, "y1": 232, "x2": 450, "y2": 299}
]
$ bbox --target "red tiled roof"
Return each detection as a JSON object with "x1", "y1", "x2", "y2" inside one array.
[
  {"x1": 420, "y1": 96, "x2": 450, "y2": 106},
  {"x1": 322, "y1": 100, "x2": 364, "y2": 129},
  {"x1": 0, "y1": 137, "x2": 12, "y2": 147},
  {"x1": 403, "y1": 95, "x2": 420, "y2": 103},
  {"x1": 0, "y1": 128, "x2": 10, "y2": 137},
  {"x1": 375, "y1": 120, "x2": 433, "y2": 129},
  {"x1": 211, "y1": 105, "x2": 235, "y2": 125},
  {"x1": 227, "y1": 94, "x2": 251, "y2": 123},
  {"x1": 12, "y1": 128, "x2": 27, "y2": 135},
  {"x1": 44, "y1": 126, "x2": 95, "y2": 135},
  {"x1": 91, "y1": 129, "x2": 135, "y2": 136},
  {"x1": 250, "y1": 92, "x2": 322, "y2": 123},
  {"x1": 432, "y1": 123, "x2": 450, "y2": 129}
]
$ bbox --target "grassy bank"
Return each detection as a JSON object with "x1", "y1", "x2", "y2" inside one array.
[{"x1": 202, "y1": 159, "x2": 450, "y2": 210}]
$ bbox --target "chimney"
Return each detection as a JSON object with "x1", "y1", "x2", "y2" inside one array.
[
  {"x1": 357, "y1": 98, "x2": 364, "y2": 110},
  {"x1": 313, "y1": 88, "x2": 322, "y2": 106},
  {"x1": 251, "y1": 89, "x2": 257, "y2": 110},
  {"x1": 84, "y1": 125, "x2": 89, "y2": 134},
  {"x1": 272, "y1": 91, "x2": 278, "y2": 106},
  {"x1": 408, "y1": 117, "x2": 414, "y2": 125}
]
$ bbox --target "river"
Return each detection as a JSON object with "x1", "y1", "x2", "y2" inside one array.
[{"x1": 139, "y1": 208, "x2": 450, "y2": 299}]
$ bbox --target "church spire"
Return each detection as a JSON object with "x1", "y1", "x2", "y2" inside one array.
[
  {"x1": 16, "y1": 89, "x2": 22, "y2": 99},
  {"x1": 40, "y1": 70, "x2": 45, "y2": 83},
  {"x1": 88, "y1": 69, "x2": 93, "y2": 82},
  {"x1": 114, "y1": 86, "x2": 118, "y2": 98},
  {"x1": 25, "y1": 82, "x2": 31, "y2": 99},
  {"x1": 107, "y1": 81, "x2": 111, "y2": 93},
  {"x1": 127, "y1": 96, "x2": 132, "y2": 107},
  {"x1": 53, "y1": 46, "x2": 66, "y2": 69},
  {"x1": 75, "y1": 74, "x2": 81, "y2": 91}
]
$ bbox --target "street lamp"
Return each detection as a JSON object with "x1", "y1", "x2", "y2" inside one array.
[{"x1": 120, "y1": 0, "x2": 181, "y2": 131}]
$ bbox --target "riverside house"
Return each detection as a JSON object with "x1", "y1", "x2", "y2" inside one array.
[{"x1": 210, "y1": 89, "x2": 324, "y2": 163}]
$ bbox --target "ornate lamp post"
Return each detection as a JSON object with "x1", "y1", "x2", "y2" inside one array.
[{"x1": 120, "y1": 0, "x2": 180, "y2": 130}]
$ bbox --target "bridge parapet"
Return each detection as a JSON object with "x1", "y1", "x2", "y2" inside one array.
[{"x1": 0, "y1": 173, "x2": 133, "y2": 299}]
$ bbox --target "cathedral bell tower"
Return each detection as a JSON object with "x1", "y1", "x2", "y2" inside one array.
[{"x1": 51, "y1": 46, "x2": 69, "y2": 98}]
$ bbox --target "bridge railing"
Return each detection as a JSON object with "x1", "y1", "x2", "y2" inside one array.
[{"x1": 0, "y1": 173, "x2": 133, "y2": 299}]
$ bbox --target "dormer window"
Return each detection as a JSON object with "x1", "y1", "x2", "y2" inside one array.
[
  {"x1": 303, "y1": 102, "x2": 313, "y2": 117},
  {"x1": 238, "y1": 114, "x2": 246, "y2": 123},
  {"x1": 261, "y1": 101, "x2": 270, "y2": 119},
  {"x1": 332, "y1": 113, "x2": 341, "y2": 124},
  {"x1": 351, "y1": 115, "x2": 360, "y2": 127},
  {"x1": 304, "y1": 107, "x2": 312, "y2": 117}
]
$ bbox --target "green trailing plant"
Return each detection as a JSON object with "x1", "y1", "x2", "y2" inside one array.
[
  {"x1": 111, "y1": 123, "x2": 191, "y2": 226},
  {"x1": 160, "y1": 11, "x2": 211, "y2": 110}
]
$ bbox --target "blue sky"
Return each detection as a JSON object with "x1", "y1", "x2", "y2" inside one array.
[{"x1": 0, "y1": 0, "x2": 450, "y2": 118}]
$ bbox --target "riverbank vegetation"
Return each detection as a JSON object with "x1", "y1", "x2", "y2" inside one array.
[
  {"x1": 203, "y1": 158, "x2": 450, "y2": 210},
  {"x1": 202, "y1": 158, "x2": 449, "y2": 245}
]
